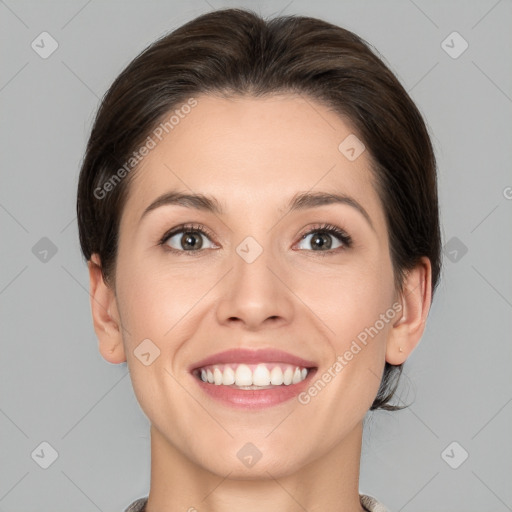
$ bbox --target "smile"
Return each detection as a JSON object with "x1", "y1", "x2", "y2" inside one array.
[{"x1": 189, "y1": 347, "x2": 318, "y2": 409}]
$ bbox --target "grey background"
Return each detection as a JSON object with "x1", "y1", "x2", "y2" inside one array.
[{"x1": 1, "y1": 0, "x2": 511, "y2": 511}]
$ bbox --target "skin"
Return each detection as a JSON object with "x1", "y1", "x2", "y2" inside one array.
[{"x1": 88, "y1": 94, "x2": 432, "y2": 512}]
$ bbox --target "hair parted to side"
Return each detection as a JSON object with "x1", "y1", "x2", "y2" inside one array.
[{"x1": 77, "y1": 8, "x2": 441, "y2": 411}]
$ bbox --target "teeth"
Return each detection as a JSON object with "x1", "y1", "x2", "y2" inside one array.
[
  {"x1": 214, "y1": 367, "x2": 223, "y2": 385},
  {"x1": 222, "y1": 366, "x2": 235, "y2": 385},
  {"x1": 235, "y1": 364, "x2": 253, "y2": 386},
  {"x1": 283, "y1": 367, "x2": 293, "y2": 385},
  {"x1": 252, "y1": 364, "x2": 270, "y2": 386},
  {"x1": 197, "y1": 362, "x2": 310, "y2": 387},
  {"x1": 270, "y1": 366, "x2": 283, "y2": 385}
]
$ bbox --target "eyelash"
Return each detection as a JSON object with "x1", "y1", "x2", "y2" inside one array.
[{"x1": 158, "y1": 222, "x2": 353, "y2": 256}]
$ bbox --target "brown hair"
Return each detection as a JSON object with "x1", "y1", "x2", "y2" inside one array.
[{"x1": 77, "y1": 8, "x2": 441, "y2": 411}]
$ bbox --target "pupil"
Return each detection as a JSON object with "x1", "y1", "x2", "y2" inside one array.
[
  {"x1": 312, "y1": 233, "x2": 331, "y2": 250},
  {"x1": 182, "y1": 232, "x2": 202, "y2": 250}
]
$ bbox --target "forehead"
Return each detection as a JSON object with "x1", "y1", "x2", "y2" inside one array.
[{"x1": 122, "y1": 93, "x2": 386, "y2": 233}]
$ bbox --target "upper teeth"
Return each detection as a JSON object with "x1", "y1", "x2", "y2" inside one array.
[{"x1": 197, "y1": 363, "x2": 309, "y2": 387}]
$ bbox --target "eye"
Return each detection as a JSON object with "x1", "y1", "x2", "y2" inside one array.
[
  {"x1": 159, "y1": 223, "x2": 216, "y2": 254},
  {"x1": 295, "y1": 223, "x2": 352, "y2": 253}
]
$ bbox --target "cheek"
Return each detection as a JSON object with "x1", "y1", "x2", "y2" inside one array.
[
  {"x1": 330, "y1": 286, "x2": 394, "y2": 355},
  {"x1": 115, "y1": 255, "x2": 201, "y2": 343},
  {"x1": 113, "y1": 264, "x2": 197, "y2": 419},
  {"x1": 295, "y1": 270, "x2": 395, "y2": 433},
  {"x1": 293, "y1": 256, "x2": 395, "y2": 341},
  {"x1": 291, "y1": 255, "x2": 395, "y2": 407}
]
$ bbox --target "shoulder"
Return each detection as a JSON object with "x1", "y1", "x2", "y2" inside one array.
[
  {"x1": 360, "y1": 493, "x2": 392, "y2": 512},
  {"x1": 123, "y1": 496, "x2": 148, "y2": 512},
  {"x1": 124, "y1": 494, "x2": 390, "y2": 512}
]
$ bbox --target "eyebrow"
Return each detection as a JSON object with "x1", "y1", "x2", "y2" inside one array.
[{"x1": 140, "y1": 190, "x2": 375, "y2": 231}]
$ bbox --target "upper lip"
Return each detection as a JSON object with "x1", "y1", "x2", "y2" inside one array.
[{"x1": 189, "y1": 348, "x2": 317, "y2": 372}]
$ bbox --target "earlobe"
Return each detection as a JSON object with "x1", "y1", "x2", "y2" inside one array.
[
  {"x1": 88, "y1": 254, "x2": 126, "y2": 364},
  {"x1": 385, "y1": 257, "x2": 432, "y2": 365}
]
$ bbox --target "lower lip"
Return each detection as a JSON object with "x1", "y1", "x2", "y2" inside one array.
[{"x1": 192, "y1": 369, "x2": 317, "y2": 409}]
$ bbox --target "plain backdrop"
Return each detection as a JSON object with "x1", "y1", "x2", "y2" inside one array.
[{"x1": 1, "y1": 1, "x2": 511, "y2": 511}]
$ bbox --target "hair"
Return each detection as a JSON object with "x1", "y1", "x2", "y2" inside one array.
[{"x1": 77, "y1": 8, "x2": 441, "y2": 411}]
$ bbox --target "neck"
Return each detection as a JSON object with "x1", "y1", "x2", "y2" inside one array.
[{"x1": 146, "y1": 421, "x2": 366, "y2": 512}]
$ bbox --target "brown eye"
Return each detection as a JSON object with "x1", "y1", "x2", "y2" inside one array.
[
  {"x1": 296, "y1": 224, "x2": 352, "y2": 252},
  {"x1": 160, "y1": 224, "x2": 217, "y2": 254},
  {"x1": 173, "y1": 231, "x2": 204, "y2": 250}
]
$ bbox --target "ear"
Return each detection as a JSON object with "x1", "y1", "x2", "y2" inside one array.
[
  {"x1": 386, "y1": 256, "x2": 432, "y2": 365},
  {"x1": 88, "y1": 253, "x2": 126, "y2": 364}
]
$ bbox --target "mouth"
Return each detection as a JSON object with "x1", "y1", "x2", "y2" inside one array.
[{"x1": 189, "y1": 348, "x2": 318, "y2": 409}]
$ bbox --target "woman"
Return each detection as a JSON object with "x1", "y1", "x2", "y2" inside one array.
[{"x1": 77, "y1": 8, "x2": 441, "y2": 512}]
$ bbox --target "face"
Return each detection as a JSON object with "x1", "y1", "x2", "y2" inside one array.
[{"x1": 109, "y1": 94, "x2": 398, "y2": 477}]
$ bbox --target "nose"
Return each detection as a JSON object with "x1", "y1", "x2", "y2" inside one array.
[{"x1": 215, "y1": 242, "x2": 295, "y2": 331}]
